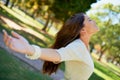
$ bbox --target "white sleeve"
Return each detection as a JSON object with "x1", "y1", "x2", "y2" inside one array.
[{"x1": 56, "y1": 41, "x2": 86, "y2": 62}]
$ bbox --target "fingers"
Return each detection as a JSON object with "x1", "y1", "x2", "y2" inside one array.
[
  {"x1": 3, "y1": 29, "x2": 8, "y2": 43},
  {"x1": 3, "y1": 30, "x2": 12, "y2": 47},
  {"x1": 11, "y1": 31, "x2": 21, "y2": 39},
  {"x1": 6, "y1": 36, "x2": 12, "y2": 47}
]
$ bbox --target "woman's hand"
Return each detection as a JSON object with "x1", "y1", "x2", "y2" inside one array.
[
  {"x1": 3, "y1": 30, "x2": 34, "y2": 55},
  {"x1": 2, "y1": 30, "x2": 61, "y2": 62}
]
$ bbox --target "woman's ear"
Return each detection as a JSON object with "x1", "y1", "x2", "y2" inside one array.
[
  {"x1": 81, "y1": 28, "x2": 86, "y2": 33},
  {"x1": 80, "y1": 28, "x2": 87, "y2": 36}
]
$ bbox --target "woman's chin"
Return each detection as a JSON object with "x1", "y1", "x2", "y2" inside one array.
[
  {"x1": 91, "y1": 29, "x2": 99, "y2": 35},
  {"x1": 95, "y1": 26, "x2": 100, "y2": 32}
]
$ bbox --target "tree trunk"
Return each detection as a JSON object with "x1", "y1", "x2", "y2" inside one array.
[
  {"x1": 98, "y1": 50, "x2": 105, "y2": 61},
  {"x1": 98, "y1": 46, "x2": 107, "y2": 61},
  {"x1": 10, "y1": 2, "x2": 15, "y2": 9},
  {"x1": 111, "y1": 57, "x2": 117, "y2": 63},
  {"x1": 42, "y1": 13, "x2": 51, "y2": 31},
  {"x1": 47, "y1": 20, "x2": 54, "y2": 31},
  {"x1": 98, "y1": 52, "x2": 103, "y2": 61},
  {"x1": 31, "y1": 9, "x2": 37, "y2": 18},
  {"x1": 5, "y1": 0, "x2": 10, "y2": 6}
]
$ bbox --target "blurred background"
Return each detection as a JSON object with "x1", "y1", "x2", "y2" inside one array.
[{"x1": 0, "y1": 0, "x2": 120, "y2": 80}]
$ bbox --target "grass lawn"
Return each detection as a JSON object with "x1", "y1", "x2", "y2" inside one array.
[
  {"x1": 0, "y1": 48, "x2": 52, "y2": 80},
  {"x1": 0, "y1": 4, "x2": 120, "y2": 80},
  {"x1": 93, "y1": 60, "x2": 120, "y2": 80}
]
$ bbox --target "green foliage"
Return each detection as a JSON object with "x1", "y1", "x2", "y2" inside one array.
[
  {"x1": 50, "y1": 0, "x2": 96, "y2": 21},
  {"x1": 87, "y1": 1, "x2": 120, "y2": 62}
]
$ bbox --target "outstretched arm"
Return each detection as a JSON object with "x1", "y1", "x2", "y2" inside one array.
[{"x1": 3, "y1": 30, "x2": 61, "y2": 62}]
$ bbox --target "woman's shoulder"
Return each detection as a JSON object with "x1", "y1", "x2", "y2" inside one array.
[{"x1": 67, "y1": 39, "x2": 84, "y2": 48}]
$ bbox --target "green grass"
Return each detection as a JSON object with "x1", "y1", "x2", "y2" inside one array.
[
  {"x1": 93, "y1": 60, "x2": 120, "y2": 80},
  {"x1": 107, "y1": 63, "x2": 120, "y2": 74},
  {"x1": 0, "y1": 48, "x2": 52, "y2": 80},
  {"x1": 89, "y1": 72, "x2": 104, "y2": 80}
]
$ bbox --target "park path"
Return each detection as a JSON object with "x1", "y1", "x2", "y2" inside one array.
[{"x1": 0, "y1": 15, "x2": 64, "y2": 80}]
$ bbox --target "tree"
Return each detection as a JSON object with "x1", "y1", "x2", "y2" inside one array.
[
  {"x1": 41, "y1": 0, "x2": 96, "y2": 31},
  {"x1": 87, "y1": 0, "x2": 120, "y2": 61},
  {"x1": 5, "y1": 0, "x2": 10, "y2": 6},
  {"x1": 16, "y1": 0, "x2": 52, "y2": 31},
  {"x1": 50, "y1": 0, "x2": 96, "y2": 21},
  {"x1": 9, "y1": 0, "x2": 18, "y2": 9},
  {"x1": 107, "y1": 46, "x2": 120, "y2": 64}
]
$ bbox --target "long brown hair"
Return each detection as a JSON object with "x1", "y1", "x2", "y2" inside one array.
[{"x1": 43, "y1": 13, "x2": 85, "y2": 75}]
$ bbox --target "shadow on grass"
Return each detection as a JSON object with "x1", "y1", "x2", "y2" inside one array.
[
  {"x1": 15, "y1": 30, "x2": 48, "y2": 47},
  {"x1": 12, "y1": 8, "x2": 54, "y2": 41},
  {"x1": 0, "y1": 21, "x2": 47, "y2": 47},
  {"x1": 0, "y1": 7, "x2": 54, "y2": 47},
  {"x1": 94, "y1": 60, "x2": 120, "y2": 80},
  {"x1": 19, "y1": 21, "x2": 54, "y2": 41},
  {"x1": 0, "y1": 21, "x2": 12, "y2": 34},
  {"x1": 0, "y1": 6, "x2": 54, "y2": 42},
  {"x1": 0, "y1": 7, "x2": 25, "y2": 28},
  {"x1": 89, "y1": 72, "x2": 104, "y2": 80}
]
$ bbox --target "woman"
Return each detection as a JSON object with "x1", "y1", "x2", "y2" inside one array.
[{"x1": 3, "y1": 13, "x2": 99, "y2": 80}]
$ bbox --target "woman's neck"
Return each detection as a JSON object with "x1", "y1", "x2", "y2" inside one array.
[{"x1": 80, "y1": 35, "x2": 91, "y2": 50}]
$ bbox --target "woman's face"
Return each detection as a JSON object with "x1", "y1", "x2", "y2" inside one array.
[{"x1": 82, "y1": 15, "x2": 99, "y2": 35}]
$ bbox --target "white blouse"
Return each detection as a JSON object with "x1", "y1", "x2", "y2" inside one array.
[{"x1": 56, "y1": 39, "x2": 94, "y2": 80}]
